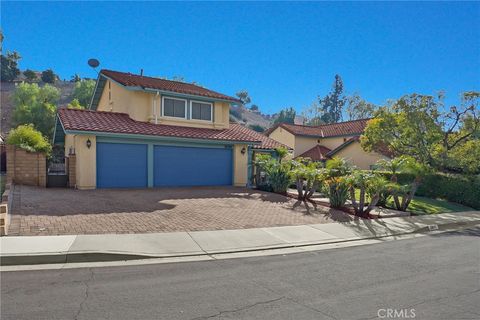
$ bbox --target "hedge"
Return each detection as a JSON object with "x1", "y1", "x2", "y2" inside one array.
[{"x1": 375, "y1": 171, "x2": 480, "y2": 210}]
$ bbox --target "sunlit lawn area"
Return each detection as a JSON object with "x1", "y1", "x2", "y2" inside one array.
[
  {"x1": 353, "y1": 189, "x2": 472, "y2": 215},
  {"x1": 385, "y1": 196, "x2": 473, "y2": 215}
]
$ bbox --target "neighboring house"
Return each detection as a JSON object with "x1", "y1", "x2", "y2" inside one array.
[
  {"x1": 264, "y1": 119, "x2": 390, "y2": 169},
  {"x1": 53, "y1": 69, "x2": 287, "y2": 189}
]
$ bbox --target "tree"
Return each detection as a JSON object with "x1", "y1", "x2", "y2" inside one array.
[
  {"x1": 248, "y1": 124, "x2": 265, "y2": 132},
  {"x1": 361, "y1": 92, "x2": 480, "y2": 173},
  {"x1": 302, "y1": 74, "x2": 346, "y2": 124},
  {"x1": 346, "y1": 171, "x2": 390, "y2": 217},
  {"x1": 235, "y1": 90, "x2": 251, "y2": 106},
  {"x1": 302, "y1": 101, "x2": 325, "y2": 126},
  {"x1": 250, "y1": 104, "x2": 259, "y2": 111},
  {"x1": 273, "y1": 107, "x2": 296, "y2": 124},
  {"x1": 1, "y1": 51, "x2": 21, "y2": 82},
  {"x1": 376, "y1": 156, "x2": 428, "y2": 211},
  {"x1": 346, "y1": 94, "x2": 376, "y2": 120},
  {"x1": 320, "y1": 74, "x2": 345, "y2": 123},
  {"x1": 67, "y1": 98, "x2": 84, "y2": 109},
  {"x1": 23, "y1": 69, "x2": 38, "y2": 82},
  {"x1": 41, "y1": 69, "x2": 57, "y2": 84},
  {"x1": 12, "y1": 83, "x2": 59, "y2": 139},
  {"x1": 72, "y1": 79, "x2": 96, "y2": 107},
  {"x1": 70, "y1": 74, "x2": 81, "y2": 82},
  {"x1": 291, "y1": 158, "x2": 325, "y2": 201}
]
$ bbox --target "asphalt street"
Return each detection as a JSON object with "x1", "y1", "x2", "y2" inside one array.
[{"x1": 2, "y1": 228, "x2": 479, "y2": 320}]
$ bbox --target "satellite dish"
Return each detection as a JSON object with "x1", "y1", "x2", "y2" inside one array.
[{"x1": 88, "y1": 58, "x2": 100, "y2": 68}]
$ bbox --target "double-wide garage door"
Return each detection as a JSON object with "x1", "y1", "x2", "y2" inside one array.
[{"x1": 97, "y1": 142, "x2": 233, "y2": 188}]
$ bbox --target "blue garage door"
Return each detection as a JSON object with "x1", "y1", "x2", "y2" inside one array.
[
  {"x1": 97, "y1": 142, "x2": 148, "y2": 188},
  {"x1": 154, "y1": 145, "x2": 232, "y2": 187}
]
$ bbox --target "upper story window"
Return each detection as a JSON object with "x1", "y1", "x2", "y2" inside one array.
[
  {"x1": 191, "y1": 101, "x2": 213, "y2": 121},
  {"x1": 163, "y1": 97, "x2": 187, "y2": 119}
]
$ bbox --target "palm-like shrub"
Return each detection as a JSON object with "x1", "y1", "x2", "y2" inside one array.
[
  {"x1": 377, "y1": 156, "x2": 428, "y2": 211},
  {"x1": 291, "y1": 158, "x2": 325, "y2": 201},
  {"x1": 346, "y1": 171, "x2": 391, "y2": 217}
]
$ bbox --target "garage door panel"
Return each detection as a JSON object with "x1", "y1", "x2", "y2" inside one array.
[
  {"x1": 97, "y1": 142, "x2": 148, "y2": 188},
  {"x1": 154, "y1": 146, "x2": 232, "y2": 187}
]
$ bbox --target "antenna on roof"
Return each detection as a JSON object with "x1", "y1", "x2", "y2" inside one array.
[{"x1": 87, "y1": 58, "x2": 100, "y2": 74}]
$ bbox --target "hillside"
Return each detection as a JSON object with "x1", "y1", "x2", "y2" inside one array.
[
  {"x1": 229, "y1": 105, "x2": 274, "y2": 130},
  {"x1": 1, "y1": 81, "x2": 278, "y2": 136},
  {"x1": 0, "y1": 81, "x2": 76, "y2": 135}
]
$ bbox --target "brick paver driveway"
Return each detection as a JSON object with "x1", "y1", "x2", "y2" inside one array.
[{"x1": 8, "y1": 185, "x2": 352, "y2": 236}]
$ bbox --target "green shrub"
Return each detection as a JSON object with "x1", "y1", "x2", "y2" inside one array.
[
  {"x1": 254, "y1": 153, "x2": 291, "y2": 194},
  {"x1": 374, "y1": 170, "x2": 480, "y2": 209},
  {"x1": 269, "y1": 164, "x2": 291, "y2": 194},
  {"x1": 6, "y1": 124, "x2": 52, "y2": 155},
  {"x1": 326, "y1": 177, "x2": 349, "y2": 208}
]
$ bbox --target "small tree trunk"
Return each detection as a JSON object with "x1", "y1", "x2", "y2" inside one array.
[
  {"x1": 349, "y1": 187, "x2": 359, "y2": 215},
  {"x1": 402, "y1": 181, "x2": 419, "y2": 211},
  {"x1": 365, "y1": 193, "x2": 380, "y2": 216},
  {"x1": 393, "y1": 194, "x2": 402, "y2": 211},
  {"x1": 296, "y1": 178, "x2": 304, "y2": 200},
  {"x1": 305, "y1": 180, "x2": 319, "y2": 199},
  {"x1": 359, "y1": 187, "x2": 365, "y2": 214}
]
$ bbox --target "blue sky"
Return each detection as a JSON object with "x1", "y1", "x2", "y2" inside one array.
[{"x1": 2, "y1": 1, "x2": 479, "y2": 114}]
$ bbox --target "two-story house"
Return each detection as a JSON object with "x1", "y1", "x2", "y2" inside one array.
[
  {"x1": 265, "y1": 119, "x2": 390, "y2": 169},
  {"x1": 53, "y1": 69, "x2": 287, "y2": 189}
]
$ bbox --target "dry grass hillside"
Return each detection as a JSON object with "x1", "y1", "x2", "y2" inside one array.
[{"x1": 229, "y1": 105, "x2": 274, "y2": 131}]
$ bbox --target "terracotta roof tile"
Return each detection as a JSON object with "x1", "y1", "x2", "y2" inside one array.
[
  {"x1": 57, "y1": 108, "x2": 285, "y2": 150},
  {"x1": 101, "y1": 69, "x2": 240, "y2": 103},
  {"x1": 266, "y1": 118, "x2": 371, "y2": 138},
  {"x1": 297, "y1": 145, "x2": 331, "y2": 161}
]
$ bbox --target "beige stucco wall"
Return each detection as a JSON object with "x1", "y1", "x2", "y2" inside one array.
[
  {"x1": 233, "y1": 144, "x2": 248, "y2": 187},
  {"x1": 97, "y1": 80, "x2": 151, "y2": 122},
  {"x1": 64, "y1": 134, "x2": 97, "y2": 189},
  {"x1": 74, "y1": 135, "x2": 96, "y2": 189},
  {"x1": 293, "y1": 136, "x2": 319, "y2": 157},
  {"x1": 334, "y1": 141, "x2": 389, "y2": 170},
  {"x1": 268, "y1": 127, "x2": 295, "y2": 149},
  {"x1": 96, "y1": 79, "x2": 230, "y2": 129},
  {"x1": 320, "y1": 136, "x2": 350, "y2": 150}
]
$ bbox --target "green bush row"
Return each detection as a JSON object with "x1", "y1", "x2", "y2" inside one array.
[{"x1": 374, "y1": 171, "x2": 480, "y2": 209}]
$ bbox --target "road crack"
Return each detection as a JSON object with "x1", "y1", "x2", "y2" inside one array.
[
  {"x1": 73, "y1": 267, "x2": 94, "y2": 320},
  {"x1": 190, "y1": 296, "x2": 285, "y2": 320}
]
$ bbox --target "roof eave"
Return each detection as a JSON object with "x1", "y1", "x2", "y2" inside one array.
[
  {"x1": 98, "y1": 72, "x2": 240, "y2": 105},
  {"x1": 62, "y1": 129, "x2": 261, "y2": 146}
]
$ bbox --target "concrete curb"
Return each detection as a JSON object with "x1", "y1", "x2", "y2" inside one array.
[{"x1": 2, "y1": 215, "x2": 479, "y2": 266}]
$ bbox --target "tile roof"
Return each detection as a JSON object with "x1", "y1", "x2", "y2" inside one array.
[
  {"x1": 57, "y1": 108, "x2": 286, "y2": 150},
  {"x1": 100, "y1": 69, "x2": 240, "y2": 103},
  {"x1": 297, "y1": 145, "x2": 332, "y2": 161},
  {"x1": 265, "y1": 118, "x2": 371, "y2": 138}
]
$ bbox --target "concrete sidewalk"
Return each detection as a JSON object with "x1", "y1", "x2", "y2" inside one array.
[{"x1": 1, "y1": 211, "x2": 479, "y2": 266}]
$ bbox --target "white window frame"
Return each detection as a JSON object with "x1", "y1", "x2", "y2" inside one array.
[
  {"x1": 190, "y1": 100, "x2": 213, "y2": 122},
  {"x1": 161, "y1": 96, "x2": 188, "y2": 120}
]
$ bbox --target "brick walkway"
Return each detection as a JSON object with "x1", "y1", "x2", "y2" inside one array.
[{"x1": 8, "y1": 185, "x2": 352, "y2": 236}]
